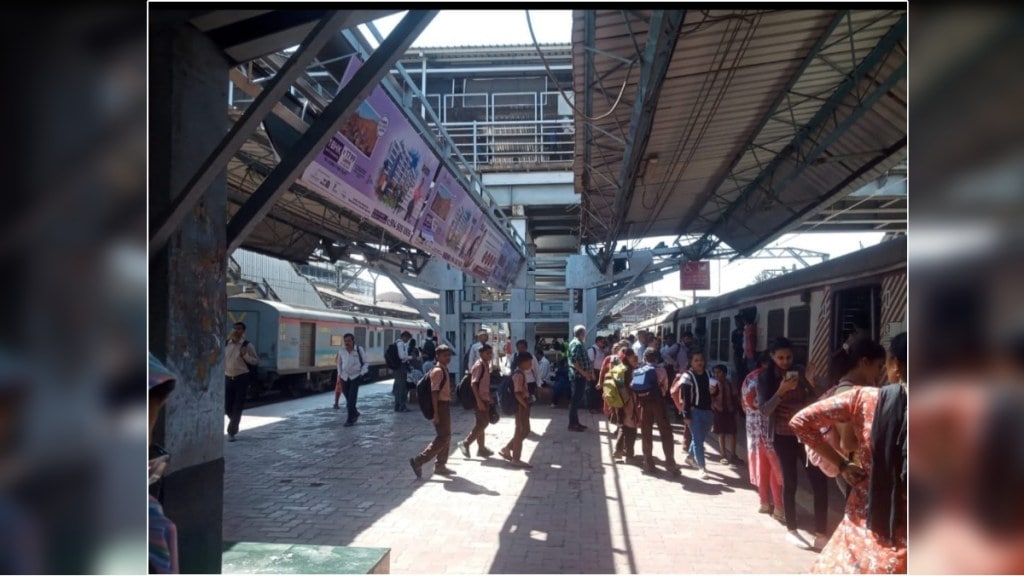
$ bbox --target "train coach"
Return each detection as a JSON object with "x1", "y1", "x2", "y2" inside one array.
[
  {"x1": 657, "y1": 236, "x2": 907, "y2": 375},
  {"x1": 227, "y1": 297, "x2": 430, "y2": 397}
]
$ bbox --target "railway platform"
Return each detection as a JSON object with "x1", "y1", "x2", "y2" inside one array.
[{"x1": 223, "y1": 380, "x2": 842, "y2": 574}]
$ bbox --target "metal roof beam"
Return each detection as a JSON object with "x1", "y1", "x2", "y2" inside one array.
[
  {"x1": 699, "y1": 13, "x2": 907, "y2": 256},
  {"x1": 600, "y1": 10, "x2": 686, "y2": 269},
  {"x1": 677, "y1": 10, "x2": 848, "y2": 235},
  {"x1": 226, "y1": 10, "x2": 438, "y2": 253},
  {"x1": 150, "y1": 11, "x2": 357, "y2": 259}
]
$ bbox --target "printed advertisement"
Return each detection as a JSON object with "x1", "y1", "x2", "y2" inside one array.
[
  {"x1": 300, "y1": 57, "x2": 440, "y2": 242},
  {"x1": 408, "y1": 167, "x2": 488, "y2": 269}
]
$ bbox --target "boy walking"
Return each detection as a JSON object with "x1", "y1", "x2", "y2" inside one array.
[
  {"x1": 499, "y1": 352, "x2": 534, "y2": 468},
  {"x1": 410, "y1": 345, "x2": 456, "y2": 478},
  {"x1": 460, "y1": 344, "x2": 495, "y2": 458}
]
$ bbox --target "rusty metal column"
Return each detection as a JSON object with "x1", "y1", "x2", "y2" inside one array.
[{"x1": 149, "y1": 16, "x2": 229, "y2": 573}]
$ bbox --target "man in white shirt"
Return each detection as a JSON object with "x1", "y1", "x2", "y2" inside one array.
[
  {"x1": 535, "y1": 347, "x2": 552, "y2": 388},
  {"x1": 632, "y1": 331, "x2": 647, "y2": 360},
  {"x1": 466, "y1": 329, "x2": 489, "y2": 374},
  {"x1": 225, "y1": 322, "x2": 259, "y2": 442},
  {"x1": 335, "y1": 333, "x2": 369, "y2": 426},
  {"x1": 662, "y1": 334, "x2": 680, "y2": 383},
  {"x1": 393, "y1": 331, "x2": 413, "y2": 412}
]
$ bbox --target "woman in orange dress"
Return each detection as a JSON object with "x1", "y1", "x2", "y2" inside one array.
[{"x1": 789, "y1": 333, "x2": 908, "y2": 574}]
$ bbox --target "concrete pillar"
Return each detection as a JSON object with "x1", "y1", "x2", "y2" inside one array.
[{"x1": 149, "y1": 16, "x2": 228, "y2": 574}]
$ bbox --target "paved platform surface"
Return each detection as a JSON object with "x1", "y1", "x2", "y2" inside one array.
[{"x1": 223, "y1": 381, "x2": 842, "y2": 574}]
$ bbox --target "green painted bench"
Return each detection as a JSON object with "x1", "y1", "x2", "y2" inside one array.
[{"x1": 222, "y1": 542, "x2": 390, "y2": 574}]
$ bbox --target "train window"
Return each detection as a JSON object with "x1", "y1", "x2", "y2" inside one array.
[
  {"x1": 718, "y1": 317, "x2": 731, "y2": 362},
  {"x1": 709, "y1": 319, "x2": 720, "y2": 361},
  {"x1": 354, "y1": 327, "x2": 367, "y2": 349},
  {"x1": 767, "y1": 308, "x2": 786, "y2": 344},
  {"x1": 385, "y1": 329, "x2": 395, "y2": 344},
  {"x1": 330, "y1": 334, "x2": 343, "y2": 347},
  {"x1": 787, "y1": 306, "x2": 811, "y2": 365}
]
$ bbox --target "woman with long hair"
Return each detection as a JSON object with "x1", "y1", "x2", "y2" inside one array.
[
  {"x1": 673, "y1": 350, "x2": 716, "y2": 479},
  {"x1": 789, "y1": 332, "x2": 908, "y2": 573},
  {"x1": 742, "y1": 352, "x2": 784, "y2": 519},
  {"x1": 757, "y1": 337, "x2": 830, "y2": 549}
]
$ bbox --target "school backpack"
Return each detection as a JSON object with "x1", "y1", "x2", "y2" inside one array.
[
  {"x1": 630, "y1": 363, "x2": 659, "y2": 397},
  {"x1": 456, "y1": 364, "x2": 482, "y2": 411},
  {"x1": 497, "y1": 373, "x2": 518, "y2": 415},
  {"x1": 601, "y1": 360, "x2": 627, "y2": 409},
  {"x1": 384, "y1": 342, "x2": 402, "y2": 370},
  {"x1": 416, "y1": 369, "x2": 446, "y2": 420}
]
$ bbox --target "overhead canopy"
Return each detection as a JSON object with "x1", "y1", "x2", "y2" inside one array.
[{"x1": 573, "y1": 9, "x2": 907, "y2": 259}]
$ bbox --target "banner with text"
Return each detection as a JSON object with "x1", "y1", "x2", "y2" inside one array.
[
  {"x1": 680, "y1": 260, "x2": 711, "y2": 291},
  {"x1": 300, "y1": 57, "x2": 440, "y2": 242}
]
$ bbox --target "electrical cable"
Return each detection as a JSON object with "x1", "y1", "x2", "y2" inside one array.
[{"x1": 525, "y1": 10, "x2": 636, "y2": 122}]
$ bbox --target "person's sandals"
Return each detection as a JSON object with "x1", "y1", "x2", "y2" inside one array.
[
  {"x1": 409, "y1": 458, "x2": 422, "y2": 479},
  {"x1": 459, "y1": 442, "x2": 471, "y2": 458}
]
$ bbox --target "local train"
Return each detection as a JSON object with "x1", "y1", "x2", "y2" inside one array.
[
  {"x1": 227, "y1": 297, "x2": 430, "y2": 397},
  {"x1": 632, "y1": 236, "x2": 907, "y2": 376}
]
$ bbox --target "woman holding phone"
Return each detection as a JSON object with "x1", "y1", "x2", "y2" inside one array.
[{"x1": 757, "y1": 337, "x2": 830, "y2": 550}]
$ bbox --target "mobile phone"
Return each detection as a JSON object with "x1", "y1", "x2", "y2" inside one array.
[{"x1": 785, "y1": 370, "x2": 799, "y2": 380}]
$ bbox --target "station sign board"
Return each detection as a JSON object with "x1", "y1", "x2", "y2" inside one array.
[{"x1": 680, "y1": 260, "x2": 711, "y2": 291}]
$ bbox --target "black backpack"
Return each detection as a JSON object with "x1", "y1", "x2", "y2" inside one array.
[
  {"x1": 456, "y1": 363, "x2": 483, "y2": 410},
  {"x1": 385, "y1": 342, "x2": 402, "y2": 370},
  {"x1": 497, "y1": 372, "x2": 519, "y2": 415},
  {"x1": 421, "y1": 338, "x2": 436, "y2": 361},
  {"x1": 417, "y1": 368, "x2": 447, "y2": 420}
]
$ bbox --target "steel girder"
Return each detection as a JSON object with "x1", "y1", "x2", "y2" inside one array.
[
  {"x1": 226, "y1": 10, "x2": 438, "y2": 253},
  {"x1": 150, "y1": 11, "x2": 357, "y2": 259},
  {"x1": 600, "y1": 10, "x2": 686, "y2": 271},
  {"x1": 691, "y1": 12, "x2": 907, "y2": 258}
]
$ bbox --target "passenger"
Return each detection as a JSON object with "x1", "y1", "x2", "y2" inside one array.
[
  {"x1": 534, "y1": 347, "x2": 551, "y2": 390},
  {"x1": 466, "y1": 329, "x2": 489, "y2": 375},
  {"x1": 392, "y1": 331, "x2": 413, "y2": 413},
  {"x1": 334, "y1": 333, "x2": 369, "y2": 426},
  {"x1": 586, "y1": 336, "x2": 608, "y2": 413},
  {"x1": 420, "y1": 329, "x2": 437, "y2": 375},
  {"x1": 149, "y1": 353, "x2": 179, "y2": 574},
  {"x1": 600, "y1": 343, "x2": 636, "y2": 460},
  {"x1": 499, "y1": 352, "x2": 534, "y2": 468},
  {"x1": 224, "y1": 322, "x2": 259, "y2": 442},
  {"x1": 549, "y1": 359, "x2": 570, "y2": 408},
  {"x1": 631, "y1": 332, "x2": 646, "y2": 360},
  {"x1": 409, "y1": 345, "x2": 456, "y2": 478},
  {"x1": 512, "y1": 339, "x2": 541, "y2": 404},
  {"x1": 789, "y1": 332, "x2": 907, "y2": 572},
  {"x1": 637, "y1": 348, "x2": 680, "y2": 476},
  {"x1": 742, "y1": 352, "x2": 784, "y2": 519},
  {"x1": 757, "y1": 337, "x2": 830, "y2": 550},
  {"x1": 711, "y1": 363, "x2": 740, "y2": 465},
  {"x1": 566, "y1": 325, "x2": 593, "y2": 432},
  {"x1": 459, "y1": 344, "x2": 494, "y2": 459},
  {"x1": 673, "y1": 350, "x2": 715, "y2": 478},
  {"x1": 814, "y1": 337, "x2": 888, "y2": 497},
  {"x1": 661, "y1": 334, "x2": 680, "y2": 384}
]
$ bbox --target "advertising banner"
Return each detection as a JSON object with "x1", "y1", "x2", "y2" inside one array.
[
  {"x1": 408, "y1": 167, "x2": 488, "y2": 269},
  {"x1": 300, "y1": 57, "x2": 440, "y2": 242}
]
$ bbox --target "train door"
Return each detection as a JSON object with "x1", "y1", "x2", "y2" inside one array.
[
  {"x1": 787, "y1": 305, "x2": 811, "y2": 366},
  {"x1": 299, "y1": 322, "x2": 316, "y2": 368},
  {"x1": 833, "y1": 284, "x2": 882, "y2": 349}
]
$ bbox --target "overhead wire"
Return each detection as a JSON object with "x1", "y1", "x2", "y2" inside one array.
[{"x1": 525, "y1": 10, "x2": 636, "y2": 122}]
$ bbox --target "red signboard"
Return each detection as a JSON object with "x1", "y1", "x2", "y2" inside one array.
[{"x1": 680, "y1": 260, "x2": 711, "y2": 290}]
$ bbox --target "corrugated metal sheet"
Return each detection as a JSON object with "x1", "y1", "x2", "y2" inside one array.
[
  {"x1": 573, "y1": 9, "x2": 907, "y2": 252},
  {"x1": 234, "y1": 248, "x2": 329, "y2": 309}
]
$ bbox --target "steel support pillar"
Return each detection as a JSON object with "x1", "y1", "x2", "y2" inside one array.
[
  {"x1": 148, "y1": 20, "x2": 228, "y2": 573},
  {"x1": 226, "y1": 10, "x2": 437, "y2": 253}
]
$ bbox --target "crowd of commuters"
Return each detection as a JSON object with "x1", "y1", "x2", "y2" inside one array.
[{"x1": 199, "y1": 317, "x2": 907, "y2": 574}]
